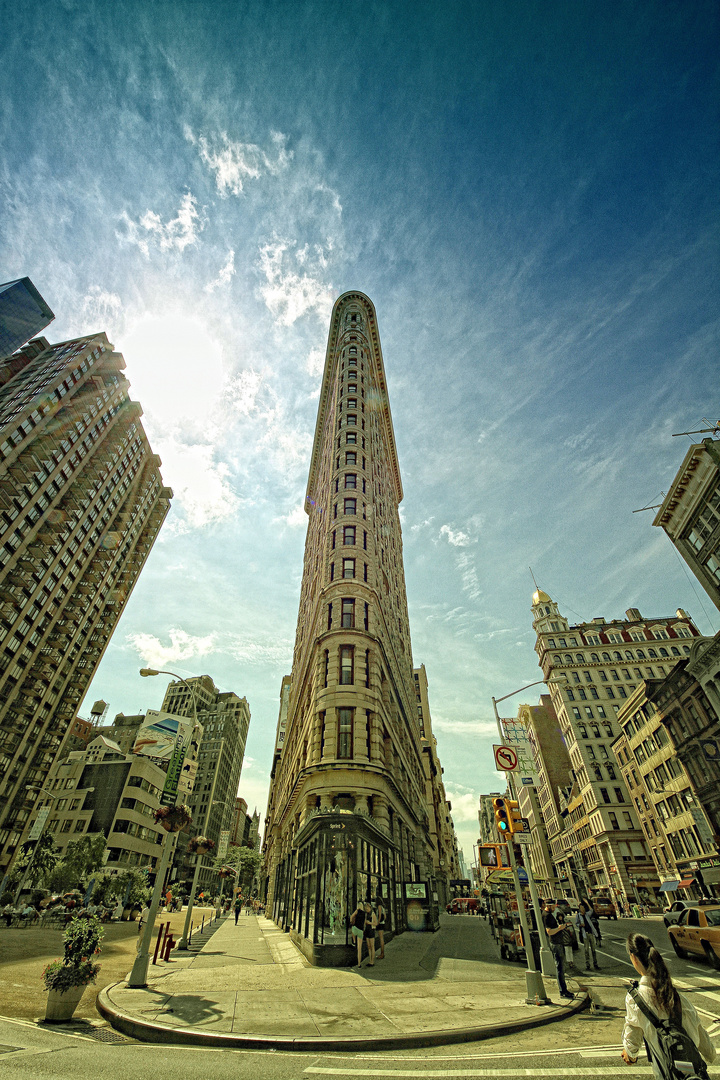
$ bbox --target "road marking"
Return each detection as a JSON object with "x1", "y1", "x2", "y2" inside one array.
[{"x1": 304, "y1": 1068, "x2": 653, "y2": 1077}]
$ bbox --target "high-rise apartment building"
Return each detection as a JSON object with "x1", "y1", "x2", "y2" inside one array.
[
  {"x1": 0, "y1": 278, "x2": 55, "y2": 361},
  {"x1": 653, "y1": 438, "x2": 720, "y2": 611},
  {"x1": 0, "y1": 333, "x2": 171, "y2": 875},
  {"x1": 161, "y1": 676, "x2": 250, "y2": 892},
  {"x1": 532, "y1": 589, "x2": 698, "y2": 904},
  {"x1": 262, "y1": 292, "x2": 440, "y2": 965}
]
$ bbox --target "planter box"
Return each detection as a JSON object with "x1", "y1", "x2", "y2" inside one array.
[{"x1": 44, "y1": 983, "x2": 87, "y2": 1022}]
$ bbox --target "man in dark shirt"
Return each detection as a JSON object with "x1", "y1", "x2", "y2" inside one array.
[{"x1": 542, "y1": 899, "x2": 574, "y2": 1001}]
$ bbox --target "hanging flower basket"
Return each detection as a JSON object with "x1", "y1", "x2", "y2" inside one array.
[
  {"x1": 187, "y1": 835, "x2": 215, "y2": 856},
  {"x1": 217, "y1": 865, "x2": 235, "y2": 879},
  {"x1": 154, "y1": 804, "x2": 192, "y2": 833}
]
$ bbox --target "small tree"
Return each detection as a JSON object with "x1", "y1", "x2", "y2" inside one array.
[
  {"x1": 7, "y1": 833, "x2": 59, "y2": 890},
  {"x1": 45, "y1": 835, "x2": 107, "y2": 893},
  {"x1": 214, "y1": 846, "x2": 261, "y2": 891}
]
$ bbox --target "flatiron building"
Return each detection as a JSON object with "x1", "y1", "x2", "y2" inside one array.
[{"x1": 262, "y1": 292, "x2": 440, "y2": 965}]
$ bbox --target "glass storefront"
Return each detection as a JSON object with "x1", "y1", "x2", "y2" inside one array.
[{"x1": 274, "y1": 811, "x2": 407, "y2": 961}]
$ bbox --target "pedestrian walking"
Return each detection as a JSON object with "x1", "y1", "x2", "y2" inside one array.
[
  {"x1": 234, "y1": 896, "x2": 242, "y2": 925},
  {"x1": 576, "y1": 899, "x2": 601, "y2": 971},
  {"x1": 376, "y1": 898, "x2": 386, "y2": 959},
  {"x1": 350, "y1": 901, "x2": 377, "y2": 966},
  {"x1": 542, "y1": 898, "x2": 574, "y2": 1001},
  {"x1": 621, "y1": 932, "x2": 715, "y2": 1078}
]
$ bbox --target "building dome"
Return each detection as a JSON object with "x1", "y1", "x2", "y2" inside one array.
[{"x1": 532, "y1": 589, "x2": 552, "y2": 606}]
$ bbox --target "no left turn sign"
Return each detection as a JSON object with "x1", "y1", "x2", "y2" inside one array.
[{"x1": 493, "y1": 744, "x2": 518, "y2": 771}]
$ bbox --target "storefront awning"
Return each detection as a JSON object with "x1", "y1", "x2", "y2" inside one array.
[
  {"x1": 678, "y1": 878, "x2": 695, "y2": 889},
  {"x1": 660, "y1": 881, "x2": 680, "y2": 892}
]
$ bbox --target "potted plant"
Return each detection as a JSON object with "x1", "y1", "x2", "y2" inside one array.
[
  {"x1": 42, "y1": 913, "x2": 104, "y2": 1022},
  {"x1": 153, "y1": 804, "x2": 192, "y2": 833},
  {"x1": 187, "y1": 835, "x2": 215, "y2": 856}
]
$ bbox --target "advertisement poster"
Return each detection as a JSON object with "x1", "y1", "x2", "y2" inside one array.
[{"x1": 132, "y1": 710, "x2": 195, "y2": 760}]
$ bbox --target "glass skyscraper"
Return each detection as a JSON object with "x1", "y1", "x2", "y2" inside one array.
[{"x1": 0, "y1": 278, "x2": 55, "y2": 361}]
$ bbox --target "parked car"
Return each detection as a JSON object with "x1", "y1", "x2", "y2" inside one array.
[
  {"x1": 667, "y1": 905, "x2": 720, "y2": 970},
  {"x1": 591, "y1": 895, "x2": 617, "y2": 920},
  {"x1": 663, "y1": 899, "x2": 693, "y2": 927}
]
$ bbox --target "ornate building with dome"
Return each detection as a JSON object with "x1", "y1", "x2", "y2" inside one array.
[{"x1": 530, "y1": 588, "x2": 700, "y2": 904}]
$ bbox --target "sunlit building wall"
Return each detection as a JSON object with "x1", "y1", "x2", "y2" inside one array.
[{"x1": 0, "y1": 333, "x2": 171, "y2": 875}]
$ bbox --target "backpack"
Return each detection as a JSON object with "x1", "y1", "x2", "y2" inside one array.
[{"x1": 629, "y1": 987, "x2": 709, "y2": 1080}]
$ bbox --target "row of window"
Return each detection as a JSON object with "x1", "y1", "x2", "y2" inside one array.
[
  {"x1": 567, "y1": 685, "x2": 627, "y2": 701},
  {"x1": 553, "y1": 646, "x2": 686, "y2": 665},
  {"x1": 329, "y1": 558, "x2": 368, "y2": 582},
  {"x1": 327, "y1": 599, "x2": 370, "y2": 631},
  {"x1": 547, "y1": 634, "x2": 690, "y2": 651},
  {"x1": 331, "y1": 526, "x2": 367, "y2": 548}
]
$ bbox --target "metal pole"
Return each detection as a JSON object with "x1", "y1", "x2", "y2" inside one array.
[
  {"x1": 505, "y1": 834, "x2": 549, "y2": 1003},
  {"x1": 492, "y1": 692, "x2": 555, "y2": 983},
  {"x1": 177, "y1": 739, "x2": 224, "y2": 949},
  {"x1": 128, "y1": 830, "x2": 177, "y2": 987}
]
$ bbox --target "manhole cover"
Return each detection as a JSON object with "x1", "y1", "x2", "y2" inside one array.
[{"x1": 82, "y1": 1027, "x2": 132, "y2": 1044}]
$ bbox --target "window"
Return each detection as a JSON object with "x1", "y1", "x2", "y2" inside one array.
[
  {"x1": 339, "y1": 646, "x2": 354, "y2": 685},
  {"x1": 346, "y1": 432, "x2": 356, "y2": 444},
  {"x1": 345, "y1": 473, "x2": 356, "y2": 489},
  {"x1": 600, "y1": 788, "x2": 611, "y2": 804},
  {"x1": 343, "y1": 558, "x2": 355, "y2": 579},
  {"x1": 623, "y1": 811, "x2": 634, "y2": 829},
  {"x1": 337, "y1": 708, "x2": 353, "y2": 758},
  {"x1": 327, "y1": 603, "x2": 333, "y2": 631},
  {"x1": 573, "y1": 707, "x2": 582, "y2": 720},
  {"x1": 346, "y1": 451, "x2": 356, "y2": 465},
  {"x1": 585, "y1": 707, "x2": 594, "y2": 720},
  {"x1": 347, "y1": 414, "x2": 357, "y2": 426},
  {"x1": 605, "y1": 764, "x2": 616, "y2": 780},
  {"x1": 330, "y1": 562, "x2": 335, "y2": 581},
  {"x1": 614, "y1": 787, "x2": 625, "y2": 803},
  {"x1": 344, "y1": 498, "x2": 356, "y2": 514},
  {"x1": 566, "y1": 689, "x2": 575, "y2": 700},
  {"x1": 578, "y1": 722, "x2": 587, "y2": 736},
  {"x1": 343, "y1": 525, "x2": 356, "y2": 544},
  {"x1": 341, "y1": 599, "x2": 355, "y2": 628},
  {"x1": 609, "y1": 812, "x2": 620, "y2": 830},
  {"x1": 579, "y1": 688, "x2": 587, "y2": 700}
]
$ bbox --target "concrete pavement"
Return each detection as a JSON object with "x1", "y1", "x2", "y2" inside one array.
[{"x1": 98, "y1": 912, "x2": 589, "y2": 1049}]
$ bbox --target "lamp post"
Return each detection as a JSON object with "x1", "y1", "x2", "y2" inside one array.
[
  {"x1": 491, "y1": 677, "x2": 567, "y2": 988},
  {"x1": 128, "y1": 667, "x2": 200, "y2": 988}
]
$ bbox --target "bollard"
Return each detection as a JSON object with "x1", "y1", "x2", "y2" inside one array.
[
  {"x1": 201, "y1": 915, "x2": 205, "y2": 933},
  {"x1": 162, "y1": 933, "x2": 175, "y2": 961},
  {"x1": 152, "y1": 921, "x2": 169, "y2": 965}
]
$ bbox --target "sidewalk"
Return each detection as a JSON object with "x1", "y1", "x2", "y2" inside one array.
[{"x1": 98, "y1": 912, "x2": 589, "y2": 1050}]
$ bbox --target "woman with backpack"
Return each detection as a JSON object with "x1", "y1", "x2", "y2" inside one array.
[{"x1": 621, "y1": 932, "x2": 716, "y2": 1078}]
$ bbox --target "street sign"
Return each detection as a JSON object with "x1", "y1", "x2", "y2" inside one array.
[
  {"x1": 493, "y1": 744, "x2": 518, "y2": 771},
  {"x1": 516, "y1": 817, "x2": 531, "y2": 834},
  {"x1": 513, "y1": 832, "x2": 531, "y2": 845}
]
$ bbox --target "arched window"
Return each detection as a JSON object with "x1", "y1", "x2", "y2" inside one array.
[
  {"x1": 659, "y1": 647, "x2": 668, "y2": 657},
  {"x1": 648, "y1": 649, "x2": 657, "y2": 658},
  {"x1": 670, "y1": 646, "x2": 680, "y2": 656},
  {"x1": 613, "y1": 651, "x2": 622, "y2": 661},
  {"x1": 625, "y1": 651, "x2": 633, "y2": 660},
  {"x1": 564, "y1": 654, "x2": 573, "y2": 664},
  {"x1": 591, "y1": 653, "x2": 599, "y2": 662},
  {"x1": 576, "y1": 653, "x2": 584, "y2": 663},
  {"x1": 602, "y1": 652, "x2": 611, "y2": 661},
  {"x1": 636, "y1": 650, "x2": 645, "y2": 659}
]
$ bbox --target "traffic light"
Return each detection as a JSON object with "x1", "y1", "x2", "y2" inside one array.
[{"x1": 492, "y1": 796, "x2": 522, "y2": 834}]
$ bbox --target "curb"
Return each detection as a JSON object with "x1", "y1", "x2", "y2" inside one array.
[{"x1": 96, "y1": 983, "x2": 590, "y2": 1051}]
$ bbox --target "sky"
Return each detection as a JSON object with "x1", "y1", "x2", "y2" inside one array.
[{"x1": 1, "y1": 0, "x2": 718, "y2": 868}]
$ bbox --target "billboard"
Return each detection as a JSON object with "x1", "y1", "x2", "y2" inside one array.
[{"x1": 132, "y1": 710, "x2": 195, "y2": 761}]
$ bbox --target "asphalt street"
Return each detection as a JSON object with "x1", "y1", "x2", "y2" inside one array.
[{"x1": 0, "y1": 915, "x2": 717, "y2": 1079}]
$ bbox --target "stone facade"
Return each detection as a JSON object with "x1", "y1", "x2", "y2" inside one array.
[
  {"x1": 653, "y1": 439, "x2": 720, "y2": 611},
  {"x1": 262, "y1": 292, "x2": 441, "y2": 964},
  {"x1": 0, "y1": 333, "x2": 171, "y2": 874},
  {"x1": 531, "y1": 589, "x2": 699, "y2": 904}
]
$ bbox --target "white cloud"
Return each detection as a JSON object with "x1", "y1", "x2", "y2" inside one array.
[
  {"x1": 126, "y1": 628, "x2": 217, "y2": 668},
  {"x1": 279, "y1": 503, "x2": 307, "y2": 528},
  {"x1": 160, "y1": 439, "x2": 240, "y2": 530},
  {"x1": 226, "y1": 369, "x2": 264, "y2": 416},
  {"x1": 117, "y1": 192, "x2": 204, "y2": 256},
  {"x1": 440, "y1": 524, "x2": 472, "y2": 547},
  {"x1": 186, "y1": 128, "x2": 292, "y2": 196},
  {"x1": 204, "y1": 249, "x2": 236, "y2": 292},
  {"x1": 306, "y1": 347, "x2": 326, "y2": 377},
  {"x1": 257, "y1": 237, "x2": 334, "y2": 326},
  {"x1": 80, "y1": 286, "x2": 123, "y2": 333}
]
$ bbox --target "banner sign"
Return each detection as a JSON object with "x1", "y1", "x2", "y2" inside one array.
[
  {"x1": 132, "y1": 710, "x2": 195, "y2": 761},
  {"x1": 500, "y1": 717, "x2": 540, "y2": 787},
  {"x1": 218, "y1": 830, "x2": 230, "y2": 861},
  {"x1": 28, "y1": 806, "x2": 50, "y2": 841}
]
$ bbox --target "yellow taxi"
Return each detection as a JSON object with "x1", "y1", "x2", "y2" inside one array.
[{"x1": 667, "y1": 904, "x2": 720, "y2": 970}]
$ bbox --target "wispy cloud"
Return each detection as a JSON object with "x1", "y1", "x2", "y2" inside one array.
[
  {"x1": 204, "y1": 249, "x2": 236, "y2": 292},
  {"x1": 186, "y1": 128, "x2": 292, "y2": 196},
  {"x1": 117, "y1": 192, "x2": 204, "y2": 256},
  {"x1": 257, "y1": 237, "x2": 335, "y2": 325}
]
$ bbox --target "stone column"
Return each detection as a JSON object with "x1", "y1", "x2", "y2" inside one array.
[
  {"x1": 354, "y1": 794, "x2": 370, "y2": 815},
  {"x1": 323, "y1": 708, "x2": 337, "y2": 759},
  {"x1": 319, "y1": 793, "x2": 333, "y2": 812},
  {"x1": 372, "y1": 794, "x2": 390, "y2": 832},
  {"x1": 354, "y1": 708, "x2": 370, "y2": 761},
  {"x1": 369, "y1": 711, "x2": 383, "y2": 763}
]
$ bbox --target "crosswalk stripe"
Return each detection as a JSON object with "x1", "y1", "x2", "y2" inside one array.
[{"x1": 303, "y1": 1068, "x2": 654, "y2": 1077}]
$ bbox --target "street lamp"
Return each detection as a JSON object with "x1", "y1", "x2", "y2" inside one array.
[
  {"x1": 491, "y1": 677, "x2": 567, "y2": 993},
  {"x1": 128, "y1": 667, "x2": 201, "y2": 988}
]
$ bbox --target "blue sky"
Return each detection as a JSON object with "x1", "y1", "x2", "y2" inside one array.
[{"x1": 2, "y1": 0, "x2": 718, "y2": 864}]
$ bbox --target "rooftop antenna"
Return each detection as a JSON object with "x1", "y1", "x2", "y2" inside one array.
[
  {"x1": 633, "y1": 493, "x2": 666, "y2": 513},
  {"x1": 529, "y1": 567, "x2": 539, "y2": 590},
  {"x1": 672, "y1": 418, "x2": 720, "y2": 438}
]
